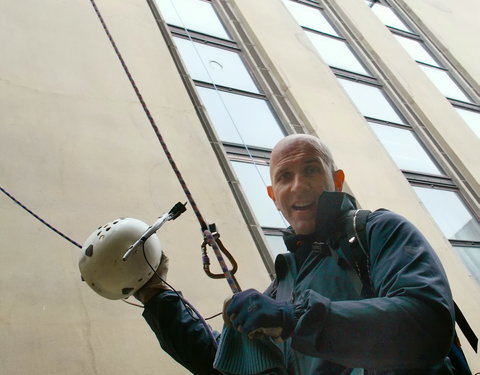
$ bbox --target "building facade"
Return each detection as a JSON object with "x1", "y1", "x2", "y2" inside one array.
[{"x1": 0, "y1": 0, "x2": 478, "y2": 373}]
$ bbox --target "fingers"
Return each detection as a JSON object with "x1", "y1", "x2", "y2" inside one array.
[
  {"x1": 224, "y1": 289, "x2": 265, "y2": 335},
  {"x1": 157, "y1": 252, "x2": 169, "y2": 280},
  {"x1": 247, "y1": 327, "x2": 284, "y2": 342}
]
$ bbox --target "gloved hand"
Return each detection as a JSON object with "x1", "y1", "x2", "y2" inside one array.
[
  {"x1": 223, "y1": 289, "x2": 296, "y2": 342},
  {"x1": 134, "y1": 253, "x2": 170, "y2": 304}
]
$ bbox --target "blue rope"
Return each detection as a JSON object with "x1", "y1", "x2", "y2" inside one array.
[{"x1": 0, "y1": 186, "x2": 82, "y2": 248}]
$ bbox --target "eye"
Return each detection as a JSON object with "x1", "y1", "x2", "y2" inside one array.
[
  {"x1": 305, "y1": 165, "x2": 320, "y2": 176},
  {"x1": 276, "y1": 171, "x2": 292, "y2": 182}
]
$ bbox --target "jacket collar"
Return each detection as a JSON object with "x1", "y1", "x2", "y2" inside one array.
[{"x1": 282, "y1": 191, "x2": 357, "y2": 252}]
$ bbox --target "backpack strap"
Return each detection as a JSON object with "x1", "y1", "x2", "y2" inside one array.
[
  {"x1": 342, "y1": 209, "x2": 478, "y2": 355},
  {"x1": 454, "y1": 301, "x2": 478, "y2": 353},
  {"x1": 339, "y1": 209, "x2": 373, "y2": 297},
  {"x1": 272, "y1": 253, "x2": 297, "y2": 303}
]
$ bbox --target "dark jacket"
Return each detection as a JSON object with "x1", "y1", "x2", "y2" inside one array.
[{"x1": 143, "y1": 192, "x2": 455, "y2": 374}]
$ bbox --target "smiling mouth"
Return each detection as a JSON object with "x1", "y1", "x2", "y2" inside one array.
[{"x1": 292, "y1": 202, "x2": 316, "y2": 211}]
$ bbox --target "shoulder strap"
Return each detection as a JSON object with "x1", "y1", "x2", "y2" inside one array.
[
  {"x1": 344, "y1": 210, "x2": 478, "y2": 353},
  {"x1": 454, "y1": 302, "x2": 478, "y2": 353},
  {"x1": 273, "y1": 253, "x2": 297, "y2": 303},
  {"x1": 340, "y1": 209, "x2": 373, "y2": 297}
]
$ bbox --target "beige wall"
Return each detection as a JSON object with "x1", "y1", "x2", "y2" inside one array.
[
  {"x1": 0, "y1": 0, "x2": 269, "y2": 374},
  {"x1": 400, "y1": 0, "x2": 480, "y2": 92},
  {"x1": 1, "y1": 0, "x2": 478, "y2": 373}
]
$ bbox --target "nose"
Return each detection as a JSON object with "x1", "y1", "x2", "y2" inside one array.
[{"x1": 290, "y1": 173, "x2": 307, "y2": 193}]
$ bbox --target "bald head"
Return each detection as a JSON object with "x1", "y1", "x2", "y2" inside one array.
[
  {"x1": 267, "y1": 134, "x2": 344, "y2": 234},
  {"x1": 270, "y1": 134, "x2": 336, "y2": 178}
]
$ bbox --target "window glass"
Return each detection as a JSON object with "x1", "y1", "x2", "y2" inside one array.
[
  {"x1": 338, "y1": 78, "x2": 405, "y2": 124},
  {"x1": 154, "y1": 0, "x2": 230, "y2": 40},
  {"x1": 393, "y1": 35, "x2": 439, "y2": 67},
  {"x1": 452, "y1": 246, "x2": 480, "y2": 284},
  {"x1": 265, "y1": 234, "x2": 288, "y2": 259},
  {"x1": 231, "y1": 161, "x2": 287, "y2": 228},
  {"x1": 413, "y1": 186, "x2": 480, "y2": 242},
  {"x1": 370, "y1": 3, "x2": 412, "y2": 33},
  {"x1": 282, "y1": 0, "x2": 339, "y2": 36},
  {"x1": 368, "y1": 122, "x2": 442, "y2": 175},
  {"x1": 305, "y1": 31, "x2": 370, "y2": 76},
  {"x1": 454, "y1": 107, "x2": 480, "y2": 138},
  {"x1": 174, "y1": 37, "x2": 260, "y2": 93},
  {"x1": 197, "y1": 87, "x2": 284, "y2": 148},
  {"x1": 419, "y1": 65, "x2": 471, "y2": 103}
]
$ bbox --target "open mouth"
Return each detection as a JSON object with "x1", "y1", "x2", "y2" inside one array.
[{"x1": 292, "y1": 202, "x2": 316, "y2": 211}]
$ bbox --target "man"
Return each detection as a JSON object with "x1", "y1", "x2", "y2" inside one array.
[{"x1": 137, "y1": 134, "x2": 455, "y2": 374}]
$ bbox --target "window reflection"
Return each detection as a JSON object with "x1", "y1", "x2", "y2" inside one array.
[
  {"x1": 231, "y1": 161, "x2": 287, "y2": 228},
  {"x1": 370, "y1": 3, "x2": 412, "y2": 33},
  {"x1": 413, "y1": 186, "x2": 480, "y2": 242},
  {"x1": 305, "y1": 31, "x2": 370, "y2": 76},
  {"x1": 265, "y1": 234, "x2": 288, "y2": 258},
  {"x1": 393, "y1": 35, "x2": 439, "y2": 67},
  {"x1": 154, "y1": 0, "x2": 230, "y2": 40},
  {"x1": 338, "y1": 79, "x2": 405, "y2": 124},
  {"x1": 369, "y1": 122, "x2": 442, "y2": 175},
  {"x1": 282, "y1": 0, "x2": 339, "y2": 36},
  {"x1": 419, "y1": 65, "x2": 471, "y2": 103},
  {"x1": 453, "y1": 246, "x2": 480, "y2": 284},
  {"x1": 197, "y1": 87, "x2": 284, "y2": 148},
  {"x1": 454, "y1": 107, "x2": 480, "y2": 138},
  {"x1": 174, "y1": 37, "x2": 260, "y2": 93}
]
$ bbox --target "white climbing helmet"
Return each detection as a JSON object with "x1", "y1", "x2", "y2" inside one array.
[{"x1": 79, "y1": 217, "x2": 162, "y2": 300}]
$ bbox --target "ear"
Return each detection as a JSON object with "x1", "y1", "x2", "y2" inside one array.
[
  {"x1": 267, "y1": 186, "x2": 275, "y2": 201},
  {"x1": 333, "y1": 169, "x2": 345, "y2": 192}
]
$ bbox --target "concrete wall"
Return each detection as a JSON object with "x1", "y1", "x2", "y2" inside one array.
[
  {"x1": 400, "y1": 0, "x2": 480, "y2": 92},
  {"x1": 0, "y1": 0, "x2": 269, "y2": 374}
]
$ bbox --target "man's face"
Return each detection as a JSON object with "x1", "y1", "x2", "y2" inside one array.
[{"x1": 269, "y1": 138, "x2": 342, "y2": 235}]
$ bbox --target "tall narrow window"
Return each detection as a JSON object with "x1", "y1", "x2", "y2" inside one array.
[
  {"x1": 367, "y1": 0, "x2": 480, "y2": 137},
  {"x1": 284, "y1": 0, "x2": 480, "y2": 280},
  {"x1": 152, "y1": 0, "x2": 287, "y2": 261}
]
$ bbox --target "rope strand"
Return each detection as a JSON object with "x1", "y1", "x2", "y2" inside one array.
[
  {"x1": 0, "y1": 186, "x2": 82, "y2": 248},
  {"x1": 87, "y1": 0, "x2": 208, "y2": 231},
  {"x1": 88, "y1": 0, "x2": 241, "y2": 292}
]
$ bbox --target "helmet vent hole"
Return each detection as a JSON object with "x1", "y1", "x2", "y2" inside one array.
[
  {"x1": 106, "y1": 227, "x2": 111, "y2": 231},
  {"x1": 85, "y1": 244, "x2": 94, "y2": 257},
  {"x1": 113, "y1": 220, "x2": 119, "y2": 225},
  {"x1": 96, "y1": 231, "x2": 101, "y2": 236},
  {"x1": 122, "y1": 288, "x2": 134, "y2": 295}
]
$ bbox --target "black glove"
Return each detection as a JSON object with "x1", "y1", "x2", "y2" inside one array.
[{"x1": 223, "y1": 289, "x2": 296, "y2": 342}]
